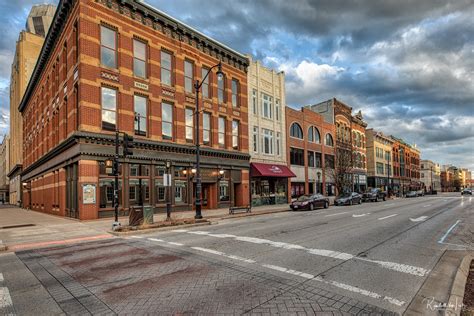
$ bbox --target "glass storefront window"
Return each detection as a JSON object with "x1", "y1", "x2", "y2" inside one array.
[
  {"x1": 219, "y1": 180, "x2": 229, "y2": 202},
  {"x1": 129, "y1": 179, "x2": 150, "y2": 206},
  {"x1": 99, "y1": 178, "x2": 122, "y2": 208},
  {"x1": 155, "y1": 180, "x2": 165, "y2": 203},
  {"x1": 175, "y1": 180, "x2": 187, "y2": 203}
]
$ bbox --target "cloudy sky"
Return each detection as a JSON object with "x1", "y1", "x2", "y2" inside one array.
[{"x1": 0, "y1": 0, "x2": 472, "y2": 169}]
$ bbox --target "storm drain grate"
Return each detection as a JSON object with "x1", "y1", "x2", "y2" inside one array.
[{"x1": 0, "y1": 224, "x2": 36, "y2": 229}]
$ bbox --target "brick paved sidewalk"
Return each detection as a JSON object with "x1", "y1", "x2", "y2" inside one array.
[{"x1": 17, "y1": 238, "x2": 396, "y2": 315}]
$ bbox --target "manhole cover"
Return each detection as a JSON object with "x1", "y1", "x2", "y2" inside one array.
[{"x1": 0, "y1": 224, "x2": 36, "y2": 229}]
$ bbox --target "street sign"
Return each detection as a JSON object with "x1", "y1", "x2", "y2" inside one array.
[{"x1": 163, "y1": 174, "x2": 172, "y2": 187}]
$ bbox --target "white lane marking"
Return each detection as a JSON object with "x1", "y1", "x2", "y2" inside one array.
[
  {"x1": 423, "y1": 204, "x2": 432, "y2": 208},
  {"x1": 438, "y1": 220, "x2": 461, "y2": 244},
  {"x1": 378, "y1": 214, "x2": 398, "y2": 220},
  {"x1": 171, "y1": 229, "x2": 189, "y2": 233},
  {"x1": 0, "y1": 273, "x2": 3, "y2": 282},
  {"x1": 325, "y1": 212, "x2": 348, "y2": 217},
  {"x1": 192, "y1": 247, "x2": 256, "y2": 263},
  {"x1": 167, "y1": 242, "x2": 184, "y2": 246},
  {"x1": 130, "y1": 236, "x2": 143, "y2": 239},
  {"x1": 352, "y1": 213, "x2": 370, "y2": 217},
  {"x1": 385, "y1": 203, "x2": 395, "y2": 206},
  {"x1": 410, "y1": 216, "x2": 428, "y2": 222},
  {"x1": 0, "y1": 287, "x2": 13, "y2": 308},
  {"x1": 148, "y1": 238, "x2": 164, "y2": 242},
  {"x1": 182, "y1": 231, "x2": 429, "y2": 276},
  {"x1": 358, "y1": 258, "x2": 429, "y2": 277},
  {"x1": 262, "y1": 264, "x2": 405, "y2": 307}
]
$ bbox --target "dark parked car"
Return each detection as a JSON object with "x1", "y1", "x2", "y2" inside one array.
[
  {"x1": 290, "y1": 194, "x2": 329, "y2": 211},
  {"x1": 461, "y1": 188, "x2": 472, "y2": 195},
  {"x1": 362, "y1": 188, "x2": 386, "y2": 202},
  {"x1": 334, "y1": 192, "x2": 362, "y2": 206},
  {"x1": 405, "y1": 191, "x2": 418, "y2": 198}
]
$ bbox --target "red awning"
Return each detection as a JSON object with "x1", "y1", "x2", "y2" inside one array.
[{"x1": 250, "y1": 163, "x2": 296, "y2": 178}]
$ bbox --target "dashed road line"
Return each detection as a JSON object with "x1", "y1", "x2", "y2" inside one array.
[
  {"x1": 192, "y1": 247, "x2": 256, "y2": 263},
  {"x1": 0, "y1": 273, "x2": 14, "y2": 312},
  {"x1": 325, "y1": 212, "x2": 348, "y2": 217},
  {"x1": 423, "y1": 204, "x2": 432, "y2": 207},
  {"x1": 167, "y1": 241, "x2": 184, "y2": 246},
  {"x1": 378, "y1": 214, "x2": 398, "y2": 220},
  {"x1": 171, "y1": 230, "x2": 429, "y2": 276}
]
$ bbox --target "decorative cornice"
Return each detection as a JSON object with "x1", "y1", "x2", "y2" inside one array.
[{"x1": 18, "y1": 0, "x2": 74, "y2": 113}]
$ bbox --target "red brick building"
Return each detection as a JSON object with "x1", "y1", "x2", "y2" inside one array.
[
  {"x1": 285, "y1": 107, "x2": 336, "y2": 199},
  {"x1": 19, "y1": 0, "x2": 250, "y2": 219},
  {"x1": 390, "y1": 136, "x2": 421, "y2": 195},
  {"x1": 308, "y1": 98, "x2": 368, "y2": 193}
]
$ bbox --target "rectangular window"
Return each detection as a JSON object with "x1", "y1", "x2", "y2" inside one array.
[
  {"x1": 325, "y1": 154, "x2": 335, "y2": 169},
  {"x1": 201, "y1": 67, "x2": 210, "y2": 98},
  {"x1": 218, "y1": 117, "x2": 226, "y2": 147},
  {"x1": 185, "y1": 108, "x2": 194, "y2": 142},
  {"x1": 219, "y1": 180, "x2": 229, "y2": 201},
  {"x1": 276, "y1": 132, "x2": 281, "y2": 156},
  {"x1": 100, "y1": 26, "x2": 116, "y2": 69},
  {"x1": 252, "y1": 89, "x2": 257, "y2": 114},
  {"x1": 253, "y1": 127, "x2": 258, "y2": 153},
  {"x1": 155, "y1": 181, "x2": 165, "y2": 202},
  {"x1": 133, "y1": 39, "x2": 146, "y2": 78},
  {"x1": 231, "y1": 79, "x2": 239, "y2": 107},
  {"x1": 175, "y1": 180, "x2": 187, "y2": 203},
  {"x1": 218, "y1": 75, "x2": 225, "y2": 104},
  {"x1": 315, "y1": 152, "x2": 322, "y2": 168},
  {"x1": 203, "y1": 112, "x2": 211, "y2": 145},
  {"x1": 290, "y1": 147, "x2": 304, "y2": 166},
  {"x1": 134, "y1": 95, "x2": 147, "y2": 136},
  {"x1": 377, "y1": 162, "x2": 384, "y2": 175},
  {"x1": 162, "y1": 102, "x2": 173, "y2": 139},
  {"x1": 161, "y1": 51, "x2": 172, "y2": 86},
  {"x1": 262, "y1": 93, "x2": 273, "y2": 119},
  {"x1": 184, "y1": 60, "x2": 193, "y2": 93},
  {"x1": 262, "y1": 128, "x2": 273, "y2": 155},
  {"x1": 101, "y1": 87, "x2": 116, "y2": 131},
  {"x1": 232, "y1": 120, "x2": 239, "y2": 149},
  {"x1": 308, "y1": 151, "x2": 315, "y2": 167},
  {"x1": 276, "y1": 99, "x2": 280, "y2": 121},
  {"x1": 129, "y1": 186, "x2": 136, "y2": 201}
]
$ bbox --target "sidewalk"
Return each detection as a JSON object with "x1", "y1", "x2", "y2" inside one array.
[{"x1": 0, "y1": 203, "x2": 290, "y2": 251}]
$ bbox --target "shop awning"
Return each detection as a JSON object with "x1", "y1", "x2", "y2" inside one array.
[{"x1": 250, "y1": 163, "x2": 296, "y2": 178}]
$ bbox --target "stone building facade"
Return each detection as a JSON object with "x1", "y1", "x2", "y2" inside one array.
[
  {"x1": 0, "y1": 136, "x2": 10, "y2": 203},
  {"x1": 247, "y1": 57, "x2": 294, "y2": 206},
  {"x1": 420, "y1": 159, "x2": 441, "y2": 192},
  {"x1": 9, "y1": 4, "x2": 55, "y2": 206},
  {"x1": 286, "y1": 107, "x2": 336, "y2": 199},
  {"x1": 20, "y1": 0, "x2": 250, "y2": 220},
  {"x1": 366, "y1": 129, "x2": 394, "y2": 191}
]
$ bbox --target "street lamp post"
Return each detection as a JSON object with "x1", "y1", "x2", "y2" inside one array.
[
  {"x1": 165, "y1": 160, "x2": 172, "y2": 220},
  {"x1": 387, "y1": 152, "x2": 391, "y2": 197},
  {"x1": 194, "y1": 62, "x2": 224, "y2": 219},
  {"x1": 430, "y1": 165, "x2": 434, "y2": 194}
]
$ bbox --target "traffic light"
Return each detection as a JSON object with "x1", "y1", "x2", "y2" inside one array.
[{"x1": 123, "y1": 133, "x2": 134, "y2": 157}]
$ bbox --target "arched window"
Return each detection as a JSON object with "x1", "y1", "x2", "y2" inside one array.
[
  {"x1": 325, "y1": 133, "x2": 334, "y2": 146},
  {"x1": 308, "y1": 126, "x2": 320, "y2": 143},
  {"x1": 290, "y1": 122, "x2": 303, "y2": 139}
]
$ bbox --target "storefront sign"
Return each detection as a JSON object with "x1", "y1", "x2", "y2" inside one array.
[{"x1": 82, "y1": 184, "x2": 96, "y2": 204}]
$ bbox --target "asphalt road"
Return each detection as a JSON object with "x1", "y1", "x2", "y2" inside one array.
[{"x1": 1, "y1": 193, "x2": 472, "y2": 315}]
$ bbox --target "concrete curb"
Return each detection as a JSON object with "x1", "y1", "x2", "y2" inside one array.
[
  {"x1": 108, "y1": 220, "x2": 212, "y2": 236},
  {"x1": 446, "y1": 254, "x2": 473, "y2": 316}
]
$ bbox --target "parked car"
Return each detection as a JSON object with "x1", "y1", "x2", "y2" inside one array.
[
  {"x1": 362, "y1": 188, "x2": 387, "y2": 202},
  {"x1": 417, "y1": 190, "x2": 425, "y2": 197},
  {"x1": 405, "y1": 191, "x2": 418, "y2": 198},
  {"x1": 290, "y1": 194, "x2": 329, "y2": 211},
  {"x1": 461, "y1": 188, "x2": 472, "y2": 195},
  {"x1": 334, "y1": 192, "x2": 362, "y2": 206}
]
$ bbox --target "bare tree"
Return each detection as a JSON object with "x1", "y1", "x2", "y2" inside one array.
[{"x1": 326, "y1": 148, "x2": 353, "y2": 195}]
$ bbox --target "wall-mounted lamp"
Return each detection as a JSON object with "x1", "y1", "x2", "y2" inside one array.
[{"x1": 218, "y1": 169, "x2": 225, "y2": 180}]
